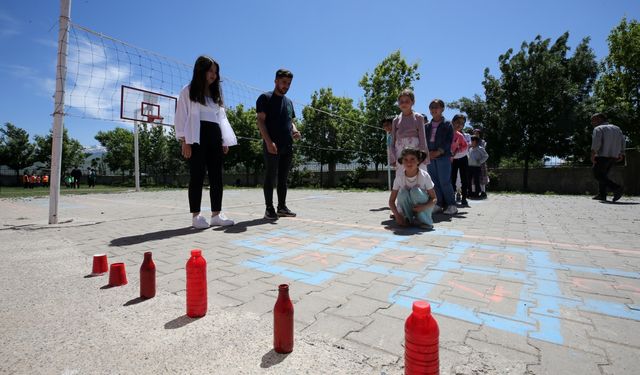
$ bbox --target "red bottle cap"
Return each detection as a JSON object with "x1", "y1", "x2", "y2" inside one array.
[
  {"x1": 191, "y1": 249, "x2": 202, "y2": 257},
  {"x1": 412, "y1": 301, "x2": 431, "y2": 315}
]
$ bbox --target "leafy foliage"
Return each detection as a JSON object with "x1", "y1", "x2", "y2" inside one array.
[
  {"x1": 595, "y1": 17, "x2": 640, "y2": 148},
  {"x1": 0, "y1": 123, "x2": 35, "y2": 180},
  {"x1": 358, "y1": 51, "x2": 420, "y2": 169}
]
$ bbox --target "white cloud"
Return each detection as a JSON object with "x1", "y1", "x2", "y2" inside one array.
[
  {"x1": 33, "y1": 38, "x2": 58, "y2": 49},
  {"x1": 0, "y1": 63, "x2": 53, "y2": 98},
  {"x1": 0, "y1": 11, "x2": 20, "y2": 38}
]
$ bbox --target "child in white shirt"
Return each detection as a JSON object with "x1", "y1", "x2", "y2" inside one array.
[{"x1": 388, "y1": 148, "x2": 437, "y2": 229}]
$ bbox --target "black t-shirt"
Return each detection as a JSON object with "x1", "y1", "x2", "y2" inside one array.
[{"x1": 256, "y1": 91, "x2": 296, "y2": 152}]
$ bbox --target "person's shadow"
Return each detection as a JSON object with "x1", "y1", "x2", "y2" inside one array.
[
  {"x1": 110, "y1": 227, "x2": 197, "y2": 246},
  {"x1": 599, "y1": 201, "x2": 639, "y2": 205},
  {"x1": 260, "y1": 349, "x2": 290, "y2": 368},
  {"x1": 213, "y1": 218, "x2": 277, "y2": 234},
  {"x1": 381, "y1": 219, "x2": 434, "y2": 236}
]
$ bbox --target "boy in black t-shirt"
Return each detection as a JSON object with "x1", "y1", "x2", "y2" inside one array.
[{"x1": 256, "y1": 69, "x2": 302, "y2": 220}]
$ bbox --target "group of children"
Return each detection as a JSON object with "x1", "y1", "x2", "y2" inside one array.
[
  {"x1": 22, "y1": 173, "x2": 49, "y2": 189},
  {"x1": 383, "y1": 90, "x2": 489, "y2": 230}
]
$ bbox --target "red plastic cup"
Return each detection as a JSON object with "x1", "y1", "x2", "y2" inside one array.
[
  {"x1": 108, "y1": 263, "x2": 128, "y2": 286},
  {"x1": 92, "y1": 254, "x2": 109, "y2": 275}
]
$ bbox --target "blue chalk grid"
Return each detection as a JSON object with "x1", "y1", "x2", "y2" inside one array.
[{"x1": 234, "y1": 229, "x2": 640, "y2": 345}]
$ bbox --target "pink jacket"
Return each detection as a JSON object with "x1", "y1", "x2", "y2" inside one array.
[{"x1": 451, "y1": 131, "x2": 469, "y2": 159}]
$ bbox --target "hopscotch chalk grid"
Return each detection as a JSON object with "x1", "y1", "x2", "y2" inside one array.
[{"x1": 234, "y1": 229, "x2": 640, "y2": 344}]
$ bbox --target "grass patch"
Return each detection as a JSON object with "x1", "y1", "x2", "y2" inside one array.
[{"x1": 0, "y1": 185, "x2": 166, "y2": 199}]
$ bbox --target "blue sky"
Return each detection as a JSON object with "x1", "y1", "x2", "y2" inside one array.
[{"x1": 1, "y1": 0, "x2": 638, "y2": 147}]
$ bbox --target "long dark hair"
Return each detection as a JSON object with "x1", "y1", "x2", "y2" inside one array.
[{"x1": 189, "y1": 55, "x2": 224, "y2": 106}]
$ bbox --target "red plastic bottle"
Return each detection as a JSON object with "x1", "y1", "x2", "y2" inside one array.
[
  {"x1": 140, "y1": 252, "x2": 156, "y2": 299},
  {"x1": 273, "y1": 284, "x2": 294, "y2": 353},
  {"x1": 186, "y1": 249, "x2": 207, "y2": 318},
  {"x1": 405, "y1": 301, "x2": 439, "y2": 375}
]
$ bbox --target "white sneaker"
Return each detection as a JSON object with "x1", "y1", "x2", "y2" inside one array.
[
  {"x1": 192, "y1": 215, "x2": 209, "y2": 229},
  {"x1": 210, "y1": 212, "x2": 234, "y2": 227},
  {"x1": 444, "y1": 205, "x2": 458, "y2": 215},
  {"x1": 433, "y1": 205, "x2": 443, "y2": 214}
]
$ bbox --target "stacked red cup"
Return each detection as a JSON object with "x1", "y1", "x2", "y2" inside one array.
[
  {"x1": 108, "y1": 263, "x2": 128, "y2": 287},
  {"x1": 92, "y1": 254, "x2": 109, "y2": 275}
]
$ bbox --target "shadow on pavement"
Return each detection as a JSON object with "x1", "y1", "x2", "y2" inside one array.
[
  {"x1": 164, "y1": 315, "x2": 201, "y2": 329},
  {"x1": 83, "y1": 273, "x2": 103, "y2": 278},
  {"x1": 599, "y1": 201, "x2": 639, "y2": 205},
  {"x1": 124, "y1": 297, "x2": 148, "y2": 306},
  {"x1": 369, "y1": 207, "x2": 390, "y2": 212},
  {"x1": 260, "y1": 349, "x2": 289, "y2": 368},
  {"x1": 214, "y1": 218, "x2": 278, "y2": 234},
  {"x1": 433, "y1": 211, "x2": 468, "y2": 223},
  {"x1": 380, "y1": 219, "x2": 434, "y2": 236},
  {"x1": 110, "y1": 227, "x2": 197, "y2": 246}
]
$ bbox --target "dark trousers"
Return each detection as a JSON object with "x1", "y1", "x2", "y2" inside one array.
[
  {"x1": 451, "y1": 156, "x2": 470, "y2": 199},
  {"x1": 593, "y1": 157, "x2": 621, "y2": 197},
  {"x1": 263, "y1": 149, "x2": 292, "y2": 208},
  {"x1": 469, "y1": 166, "x2": 482, "y2": 196},
  {"x1": 189, "y1": 121, "x2": 223, "y2": 213}
]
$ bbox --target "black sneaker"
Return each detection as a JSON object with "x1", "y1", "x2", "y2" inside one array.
[
  {"x1": 613, "y1": 189, "x2": 623, "y2": 202},
  {"x1": 264, "y1": 206, "x2": 278, "y2": 220},
  {"x1": 461, "y1": 198, "x2": 469, "y2": 207},
  {"x1": 479, "y1": 192, "x2": 487, "y2": 199},
  {"x1": 277, "y1": 206, "x2": 297, "y2": 217},
  {"x1": 592, "y1": 195, "x2": 607, "y2": 201}
]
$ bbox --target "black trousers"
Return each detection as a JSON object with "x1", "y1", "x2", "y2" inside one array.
[
  {"x1": 451, "y1": 156, "x2": 470, "y2": 199},
  {"x1": 263, "y1": 148, "x2": 293, "y2": 208},
  {"x1": 593, "y1": 156, "x2": 621, "y2": 197},
  {"x1": 189, "y1": 121, "x2": 223, "y2": 213},
  {"x1": 468, "y1": 166, "x2": 482, "y2": 196}
]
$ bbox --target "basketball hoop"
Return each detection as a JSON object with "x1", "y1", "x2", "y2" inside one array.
[{"x1": 143, "y1": 114, "x2": 164, "y2": 124}]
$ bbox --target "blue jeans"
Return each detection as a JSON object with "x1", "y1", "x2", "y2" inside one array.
[
  {"x1": 427, "y1": 157, "x2": 456, "y2": 207},
  {"x1": 397, "y1": 187, "x2": 434, "y2": 226}
]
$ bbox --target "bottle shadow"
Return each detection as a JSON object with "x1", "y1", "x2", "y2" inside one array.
[
  {"x1": 164, "y1": 314, "x2": 202, "y2": 329},
  {"x1": 123, "y1": 297, "x2": 149, "y2": 306},
  {"x1": 260, "y1": 349, "x2": 290, "y2": 368}
]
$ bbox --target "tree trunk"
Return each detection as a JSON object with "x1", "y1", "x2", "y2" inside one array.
[
  {"x1": 523, "y1": 152, "x2": 530, "y2": 192},
  {"x1": 328, "y1": 162, "x2": 336, "y2": 188}
]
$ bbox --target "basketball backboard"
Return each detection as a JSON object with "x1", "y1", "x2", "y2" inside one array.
[{"x1": 120, "y1": 85, "x2": 177, "y2": 126}]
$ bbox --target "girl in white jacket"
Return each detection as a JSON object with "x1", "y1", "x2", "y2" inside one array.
[{"x1": 175, "y1": 56, "x2": 237, "y2": 228}]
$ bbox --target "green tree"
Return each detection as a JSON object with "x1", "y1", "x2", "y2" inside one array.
[
  {"x1": 225, "y1": 105, "x2": 263, "y2": 185},
  {"x1": 300, "y1": 88, "x2": 361, "y2": 186},
  {"x1": 34, "y1": 127, "x2": 85, "y2": 175},
  {"x1": 94, "y1": 127, "x2": 134, "y2": 180},
  {"x1": 358, "y1": 51, "x2": 420, "y2": 170},
  {"x1": 165, "y1": 127, "x2": 188, "y2": 186},
  {"x1": 137, "y1": 124, "x2": 153, "y2": 178},
  {"x1": 0, "y1": 123, "x2": 35, "y2": 183},
  {"x1": 595, "y1": 17, "x2": 640, "y2": 147},
  {"x1": 457, "y1": 33, "x2": 597, "y2": 189}
]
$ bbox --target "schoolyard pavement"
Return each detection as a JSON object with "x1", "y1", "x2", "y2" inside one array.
[{"x1": 1, "y1": 188, "x2": 639, "y2": 374}]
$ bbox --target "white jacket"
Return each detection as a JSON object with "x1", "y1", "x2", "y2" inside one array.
[{"x1": 174, "y1": 85, "x2": 237, "y2": 146}]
